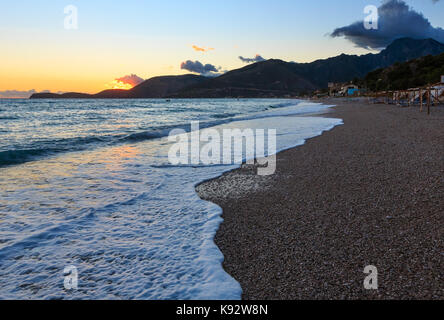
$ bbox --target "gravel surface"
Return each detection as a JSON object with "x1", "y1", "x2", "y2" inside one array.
[{"x1": 196, "y1": 100, "x2": 444, "y2": 300}]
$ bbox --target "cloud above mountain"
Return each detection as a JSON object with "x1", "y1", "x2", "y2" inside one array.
[
  {"x1": 331, "y1": 0, "x2": 444, "y2": 49},
  {"x1": 180, "y1": 60, "x2": 222, "y2": 77},
  {"x1": 115, "y1": 74, "x2": 144, "y2": 87},
  {"x1": 239, "y1": 54, "x2": 266, "y2": 63}
]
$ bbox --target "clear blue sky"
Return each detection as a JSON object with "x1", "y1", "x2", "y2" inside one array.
[{"x1": 1, "y1": 0, "x2": 443, "y2": 93}]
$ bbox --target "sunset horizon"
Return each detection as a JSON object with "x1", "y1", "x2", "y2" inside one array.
[
  {"x1": 2, "y1": 0, "x2": 444, "y2": 97},
  {"x1": 0, "y1": 0, "x2": 443, "y2": 307}
]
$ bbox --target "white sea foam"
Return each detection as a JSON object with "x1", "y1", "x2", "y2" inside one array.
[{"x1": 0, "y1": 100, "x2": 342, "y2": 299}]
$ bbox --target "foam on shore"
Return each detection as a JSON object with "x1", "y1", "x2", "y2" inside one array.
[{"x1": 0, "y1": 100, "x2": 341, "y2": 299}]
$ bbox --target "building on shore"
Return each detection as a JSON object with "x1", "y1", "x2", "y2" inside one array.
[
  {"x1": 343, "y1": 84, "x2": 359, "y2": 96},
  {"x1": 328, "y1": 82, "x2": 362, "y2": 97}
]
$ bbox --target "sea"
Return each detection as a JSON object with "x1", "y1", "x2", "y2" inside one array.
[{"x1": 0, "y1": 98, "x2": 342, "y2": 299}]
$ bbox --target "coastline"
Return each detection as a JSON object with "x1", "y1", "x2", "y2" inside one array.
[
  {"x1": 0, "y1": 99, "x2": 341, "y2": 299},
  {"x1": 197, "y1": 99, "x2": 444, "y2": 300}
]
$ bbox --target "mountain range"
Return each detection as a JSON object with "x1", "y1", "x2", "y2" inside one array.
[{"x1": 30, "y1": 38, "x2": 444, "y2": 99}]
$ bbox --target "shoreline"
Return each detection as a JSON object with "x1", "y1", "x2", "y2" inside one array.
[{"x1": 197, "y1": 99, "x2": 443, "y2": 300}]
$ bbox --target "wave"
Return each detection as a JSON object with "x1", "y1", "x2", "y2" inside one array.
[
  {"x1": 211, "y1": 113, "x2": 237, "y2": 119},
  {"x1": 0, "y1": 102, "x2": 342, "y2": 299},
  {"x1": 0, "y1": 116, "x2": 19, "y2": 120},
  {"x1": 0, "y1": 136, "x2": 107, "y2": 167},
  {"x1": 118, "y1": 120, "x2": 228, "y2": 143},
  {"x1": 0, "y1": 148, "x2": 57, "y2": 166},
  {"x1": 0, "y1": 100, "x2": 322, "y2": 167}
]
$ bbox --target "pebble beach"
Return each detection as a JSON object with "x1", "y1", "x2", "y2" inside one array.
[{"x1": 197, "y1": 99, "x2": 444, "y2": 300}]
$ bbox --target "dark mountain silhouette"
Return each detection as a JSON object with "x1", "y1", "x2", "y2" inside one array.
[
  {"x1": 129, "y1": 75, "x2": 208, "y2": 98},
  {"x1": 94, "y1": 89, "x2": 130, "y2": 99},
  {"x1": 30, "y1": 75, "x2": 207, "y2": 99},
  {"x1": 170, "y1": 59, "x2": 317, "y2": 98},
  {"x1": 284, "y1": 37, "x2": 444, "y2": 88},
  {"x1": 32, "y1": 92, "x2": 92, "y2": 99},
  {"x1": 30, "y1": 38, "x2": 444, "y2": 99}
]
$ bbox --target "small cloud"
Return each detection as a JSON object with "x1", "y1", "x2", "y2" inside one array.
[
  {"x1": 239, "y1": 54, "x2": 266, "y2": 64},
  {"x1": 106, "y1": 74, "x2": 145, "y2": 90},
  {"x1": 191, "y1": 45, "x2": 215, "y2": 52},
  {"x1": 0, "y1": 89, "x2": 36, "y2": 99},
  {"x1": 331, "y1": 0, "x2": 444, "y2": 49},
  {"x1": 115, "y1": 74, "x2": 144, "y2": 87},
  {"x1": 180, "y1": 60, "x2": 222, "y2": 77}
]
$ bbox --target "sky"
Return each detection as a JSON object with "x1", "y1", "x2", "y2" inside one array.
[{"x1": 0, "y1": 0, "x2": 443, "y2": 96}]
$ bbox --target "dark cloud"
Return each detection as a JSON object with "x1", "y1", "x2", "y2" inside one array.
[
  {"x1": 115, "y1": 74, "x2": 144, "y2": 87},
  {"x1": 180, "y1": 60, "x2": 221, "y2": 76},
  {"x1": 331, "y1": 0, "x2": 444, "y2": 49},
  {"x1": 0, "y1": 89, "x2": 36, "y2": 98},
  {"x1": 238, "y1": 54, "x2": 266, "y2": 63}
]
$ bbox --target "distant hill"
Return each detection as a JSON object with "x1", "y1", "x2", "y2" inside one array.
[
  {"x1": 363, "y1": 52, "x2": 444, "y2": 91},
  {"x1": 30, "y1": 38, "x2": 444, "y2": 99},
  {"x1": 170, "y1": 59, "x2": 317, "y2": 98},
  {"x1": 31, "y1": 92, "x2": 92, "y2": 99},
  {"x1": 129, "y1": 75, "x2": 208, "y2": 98},
  {"x1": 30, "y1": 75, "x2": 207, "y2": 99}
]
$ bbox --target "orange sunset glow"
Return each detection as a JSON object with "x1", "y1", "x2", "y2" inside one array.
[{"x1": 105, "y1": 80, "x2": 134, "y2": 90}]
